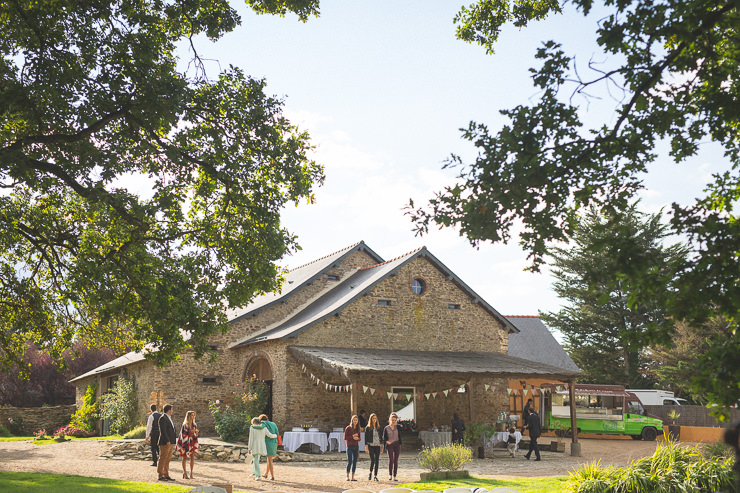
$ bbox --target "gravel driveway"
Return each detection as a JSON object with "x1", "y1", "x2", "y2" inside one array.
[{"x1": 0, "y1": 437, "x2": 671, "y2": 492}]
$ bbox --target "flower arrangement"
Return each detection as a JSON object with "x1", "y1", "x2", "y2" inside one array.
[
  {"x1": 398, "y1": 419, "x2": 417, "y2": 432},
  {"x1": 33, "y1": 428, "x2": 49, "y2": 440}
]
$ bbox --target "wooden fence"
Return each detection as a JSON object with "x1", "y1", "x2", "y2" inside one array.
[{"x1": 645, "y1": 405, "x2": 740, "y2": 427}]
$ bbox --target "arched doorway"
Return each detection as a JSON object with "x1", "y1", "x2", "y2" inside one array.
[{"x1": 246, "y1": 355, "x2": 274, "y2": 419}]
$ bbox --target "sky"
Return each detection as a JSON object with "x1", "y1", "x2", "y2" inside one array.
[{"x1": 180, "y1": 1, "x2": 729, "y2": 319}]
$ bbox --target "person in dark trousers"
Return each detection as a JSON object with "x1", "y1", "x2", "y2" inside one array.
[
  {"x1": 145, "y1": 404, "x2": 161, "y2": 466},
  {"x1": 524, "y1": 409, "x2": 542, "y2": 461},
  {"x1": 358, "y1": 410, "x2": 368, "y2": 429},
  {"x1": 523, "y1": 399, "x2": 534, "y2": 430},
  {"x1": 364, "y1": 413, "x2": 382, "y2": 481},
  {"x1": 382, "y1": 412, "x2": 402, "y2": 481},
  {"x1": 157, "y1": 404, "x2": 177, "y2": 481},
  {"x1": 451, "y1": 413, "x2": 466, "y2": 444}
]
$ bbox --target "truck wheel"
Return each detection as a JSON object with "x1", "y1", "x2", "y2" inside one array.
[{"x1": 641, "y1": 427, "x2": 658, "y2": 441}]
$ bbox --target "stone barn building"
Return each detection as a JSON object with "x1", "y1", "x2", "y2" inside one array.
[{"x1": 72, "y1": 241, "x2": 579, "y2": 434}]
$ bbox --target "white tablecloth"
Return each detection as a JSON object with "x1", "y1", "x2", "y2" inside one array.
[
  {"x1": 487, "y1": 431, "x2": 521, "y2": 450},
  {"x1": 282, "y1": 431, "x2": 329, "y2": 453},
  {"x1": 419, "y1": 431, "x2": 452, "y2": 448},
  {"x1": 328, "y1": 431, "x2": 366, "y2": 452}
]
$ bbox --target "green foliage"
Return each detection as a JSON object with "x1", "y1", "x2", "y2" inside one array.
[
  {"x1": 122, "y1": 425, "x2": 146, "y2": 440},
  {"x1": 564, "y1": 440, "x2": 736, "y2": 492},
  {"x1": 209, "y1": 377, "x2": 269, "y2": 442},
  {"x1": 69, "y1": 382, "x2": 99, "y2": 433},
  {"x1": 542, "y1": 205, "x2": 685, "y2": 388},
  {"x1": 417, "y1": 444, "x2": 473, "y2": 472},
  {"x1": 411, "y1": 0, "x2": 740, "y2": 410},
  {"x1": 6, "y1": 416, "x2": 25, "y2": 435},
  {"x1": 0, "y1": 425, "x2": 10, "y2": 437},
  {"x1": 463, "y1": 420, "x2": 496, "y2": 448},
  {"x1": 0, "y1": 0, "x2": 324, "y2": 373},
  {"x1": 667, "y1": 410, "x2": 680, "y2": 425},
  {"x1": 100, "y1": 377, "x2": 138, "y2": 435},
  {"x1": 701, "y1": 441, "x2": 733, "y2": 460}
]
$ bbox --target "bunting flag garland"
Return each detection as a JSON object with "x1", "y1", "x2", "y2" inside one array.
[
  {"x1": 507, "y1": 388, "x2": 512, "y2": 395},
  {"x1": 387, "y1": 391, "x2": 393, "y2": 399},
  {"x1": 425, "y1": 393, "x2": 431, "y2": 400},
  {"x1": 370, "y1": 388, "x2": 376, "y2": 395},
  {"x1": 406, "y1": 393, "x2": 413, "y2": 401},
  {"x1": 484, "y1": 384, "x2": 490, "y2": 391},
  {"x1": 363, "y1": 385, "x2": 368, "y2": 393},
  {"x1": 432, "y1": 392, "x2": 438, "y2": 398},
  {"x1": 443, "y1": 389, "x2": 449, "y2": 397}
]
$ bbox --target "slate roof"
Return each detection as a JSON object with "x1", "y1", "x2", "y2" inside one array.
[
  {"x1": 506, "y1": 315, "x2": 580, "y2": 372},
  {"x1": 230, "y1": 246, "x2": 517, "y2": 348},
  {"x1": 288, "y1": 346, "x2": 580, "y2": 380},
  {"x1": 224, "y1": 241, "x2": 384, "y2": 323},
  {"x1": 69, "y1": 351, "x2": 147, "y2": 383}
]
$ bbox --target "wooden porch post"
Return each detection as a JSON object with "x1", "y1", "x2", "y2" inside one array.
[
  {"x1": 568, "y1": 378, "x2": 581, "y2": 456},
  {"x1": 468, "y1": 376, "x2": 475, "y2": 422},
  {"x1": 350, "y1": 374, "x2": 357, "y2": 417}
]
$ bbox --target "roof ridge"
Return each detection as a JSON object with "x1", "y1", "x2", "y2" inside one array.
[
  {"x1": 505, "y1": 315, "x2": 540, "y2": 318},
  {"x1": 288, "y1": 241, "x2": 363, "y2": 272},
  {"x1": 358, "y1": 246, "x2": 425, "y2": 271}
]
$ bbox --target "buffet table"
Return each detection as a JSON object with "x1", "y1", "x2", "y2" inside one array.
[
  {"x1": 329, "y1": 431, "x2": 366, "y2": 452},
  {"x1": 487, "y1": 430, "x2": 521, "y2": 450},
  {"x1": 419, "y1": 431, "x2": 452, "y2": 448},
  {"x1": 282, "y1": 431, "x2": 329, "y2": 453}
]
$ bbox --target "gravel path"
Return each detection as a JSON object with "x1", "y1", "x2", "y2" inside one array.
[{"x1": 0, "y1": 437, "x2": 672, "y2": 492}]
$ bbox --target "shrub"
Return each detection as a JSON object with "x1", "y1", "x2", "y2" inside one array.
[
  {"x1": 99, "y1": 376, "x2": 138, "y2": 435},
  {"x1": 34, "y1": 428, "x2": 50, "y2": 440},
  {"x1": 6, "y1": 416, "x2": 25, "y2": 435},
  {"x1": 209, "y1": 401, "x2": 250, "y2": 443},
  {"x1": 565, "y1": 440, "x2": 736, "y2": 492},
  {"x1": 69, "y1": 382, "x2": 99, "y2": 433},
  {"x1": 54, "y1": 425, "x2": 93, "y2": 438},
  {"x1": 702, "y1": 441, "x2": 733, "y2": 460},
  {"x1": 209, "y1": 376, "x2": 270, "y2": 442},
  {"x1": 0, "y1": 425, "x2": 11, "y2": 437},
  {"x1": 418, "y1": 443, "x2": 473, "y2": 472},
  {"x1": 122, "y1": 424, "x2": 146, "y2": 439},
  {"x1": 464, "y1": 420, "x2": 496, "y2": 448}
]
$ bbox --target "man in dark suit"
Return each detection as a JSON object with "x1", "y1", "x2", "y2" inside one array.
[
  {"x1": 524, "y1": 410, "x2": 542, "y2": 461},
  {"x1": 145, "y1": 404, "x2": 160, "y2": 467},
  {"x1": 157, "y1": 404, "x2": 176, "y2": 481}
]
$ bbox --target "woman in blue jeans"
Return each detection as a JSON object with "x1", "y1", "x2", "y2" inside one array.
[{"x1": 344, "y1": 415, "x2": 361, "y2": 481}]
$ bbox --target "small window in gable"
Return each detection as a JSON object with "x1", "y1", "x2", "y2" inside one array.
[
  {"x1": 378, "y1": 300, "x2": 391, "y2": 306},
  {"x1": 198, "y1": 375, "x2": 221, "y2": 385},
  {"x1": 448, "y1": 304, "x2": 461, "y2": 310}
]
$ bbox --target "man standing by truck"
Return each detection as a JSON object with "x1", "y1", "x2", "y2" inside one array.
[{"x1": 524, "y1": 409, "x2": 542, "y2": 461}]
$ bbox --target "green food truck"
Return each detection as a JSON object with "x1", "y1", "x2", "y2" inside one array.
[{"x1": 544, "y1": 384, "x2": 663, "y2": 441}]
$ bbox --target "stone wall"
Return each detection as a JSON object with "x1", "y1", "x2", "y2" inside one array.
[
  {"x1": 0, "y1": 405, "x2": 76, "y2": 434},
  {"x1": 104, "y1": 439, "x2": 304, "y2": 462}
]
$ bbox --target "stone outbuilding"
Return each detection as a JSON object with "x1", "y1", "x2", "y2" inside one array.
[{"x1": 71, "y1": 241, "x2": 579, "y2": 434}]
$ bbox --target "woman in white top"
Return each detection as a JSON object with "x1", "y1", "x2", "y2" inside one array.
[{"x1": 247, "y1": 416, "x2": 277, "y2": 480}]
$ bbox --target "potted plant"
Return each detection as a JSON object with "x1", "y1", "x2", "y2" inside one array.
[
  {"x1": 464, "y1": 421, "x2": 496, "y2": 459},
  {"x1": 667, "y1": 410, "x2": 680, "y2": 441},
  {"x1": 549, "y1": 421, "x2": 566, "y2": 453}
]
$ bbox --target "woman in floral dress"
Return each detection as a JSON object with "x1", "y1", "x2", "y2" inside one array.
[{"x1": 176, "y1": 410, "x2": 200, "y2": 479}]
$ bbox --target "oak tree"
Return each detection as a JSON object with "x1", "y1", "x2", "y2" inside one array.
[
  {"x1": 0, "y1": 0, "x2": 323, "y2": 370},
  {"x1": 409, "y1": 0, "x2": 740, "y2": 410}
]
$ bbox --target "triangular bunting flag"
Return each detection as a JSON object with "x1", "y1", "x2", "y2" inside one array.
[
  {"x1": 406, "y1": 393, "x2": 412, "y2": 401},
  {"x1": 425, "y1": 393, "x2": 431, "y2": 400},
  {"x1": 432, "y1": 392, "x2": 438, "y2": 398},
  {"x1": 523, "y1": 389, "x2": 529, "y2": 396},
  {"x1": 484, "y1": 384, "x2": 490, "y2": 391},
  {"x1": 507, "y1": 388, "x2": 512, "y2": 395},
  {"x1": 387, "y1": 392, "x2": 393, "y2": 399},
  {"x1": 443, "y1": 390, "x2": 449, "y2": 397},
  {"x1": 370, "y1": 388, "x2": 376, "y2": 395},
  {"x1": 363, "y1": 385, "x2": 369, "y2": 393}
]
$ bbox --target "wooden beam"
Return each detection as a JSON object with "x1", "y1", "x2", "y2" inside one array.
[{"x1": 568, "y1": 379, "x2": 578, "y2": 443}]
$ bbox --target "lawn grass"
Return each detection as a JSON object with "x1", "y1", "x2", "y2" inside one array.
[
  {"x1": 402, "y1": 475, "x2": 570, "y2": 493},
  {"x1": 0, "y1": 472, "x2": 191, "y2": 492},
  {"x1": 0, "y1": 435, "x2": 122, "y2": 445}
]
